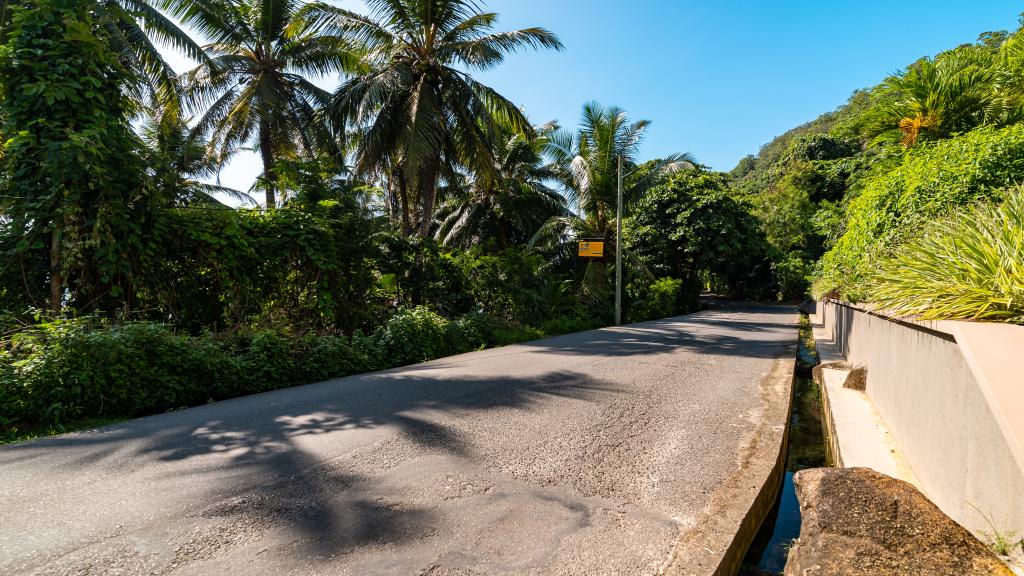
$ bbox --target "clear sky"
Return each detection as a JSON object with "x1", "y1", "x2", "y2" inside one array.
[{"x1": 163, "y1": 1, "x2": 1022, "y2": 195}]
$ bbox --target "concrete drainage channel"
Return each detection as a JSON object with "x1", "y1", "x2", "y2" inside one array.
[{"x1": 738, "y1": 315, "x2": 829, "y2": 575}]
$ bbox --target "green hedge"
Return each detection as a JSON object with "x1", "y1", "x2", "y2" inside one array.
[
  {"x1": 815, "y1": 124, "x2": 1024, "y2": 299},
  {"x1": 0, "y1": 308, "x2": 604, "y2": 434}
]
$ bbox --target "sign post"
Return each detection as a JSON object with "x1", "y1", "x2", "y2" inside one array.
[{"x1": 615, "y1": 155, "x2": 623, "y2": 326}]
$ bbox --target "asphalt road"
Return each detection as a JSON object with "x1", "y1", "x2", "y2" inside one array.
[{"x1": 0, "y1": 302, "x2": 797, "y2": 576}]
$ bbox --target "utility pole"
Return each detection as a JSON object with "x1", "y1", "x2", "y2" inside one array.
[{"x1": 616, "y1": 154, "x2": 623, "y2": 326}]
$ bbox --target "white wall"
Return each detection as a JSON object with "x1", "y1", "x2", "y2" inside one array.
[{"x1": 821, "y1": 300, "x2": 1024, "y2": 537}]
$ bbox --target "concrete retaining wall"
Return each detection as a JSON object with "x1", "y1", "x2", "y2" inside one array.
[{"x1": 819, "y1": 300, "x2": 1024, "y2": 538}]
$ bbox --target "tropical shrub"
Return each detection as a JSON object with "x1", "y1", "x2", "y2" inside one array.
[
  {"x1": 457, "y1": 248, "x2": 564, "y2": 326},
  {"x1": 629, "y1": 277, "x2": 685, "y2": 322},
  {"x1": 0, "y1": 303, "x2": 612, "y2": 434},
  {"x1": 870, "y1": 191, "x2": 1024, "y2": 323},
  {"x1": 374, "y1": 307, "x2": 459, "y2": 366},
  {"x1": 816, "y1": 124, "x2": 1024, "y2": 299},
  {"x1": 791, "y1": 134, "x2": 859, "y2": 162}
]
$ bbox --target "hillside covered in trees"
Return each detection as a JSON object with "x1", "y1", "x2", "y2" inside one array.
[{"x1": 730, "y1": 23, "x2": 1024, "y2": 321}]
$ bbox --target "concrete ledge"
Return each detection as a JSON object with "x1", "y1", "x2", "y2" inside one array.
[{"x1": 810, "y1": 314, "x2": 920, "y2": 488}]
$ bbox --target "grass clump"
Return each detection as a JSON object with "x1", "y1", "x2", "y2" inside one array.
[{"x1": 869, "y1": 190, "x2": 1024, "y2": 324}]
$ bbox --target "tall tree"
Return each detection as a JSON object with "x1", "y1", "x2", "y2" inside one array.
[
  {"x1": 140, "y1": 109, "x2": 253, "y2": 207},
  {"x1": 0, "y1": 0, "x2": 151, "y2": 312},
  {"x1": 538, "y1": 102, "x2": 695, "y2": 243},
  {"x1": 171, "y1": 0, "x2": 362, "y2": 209},
  {"x1": 530, "y1": 102, "x2": 694, "y2": 309},
  {"x1": 434, "y1": 123, "x2": 567, "y2": 249},
  {"x1": 324, "y1": 0, "x2": 563, "y2": 237}
]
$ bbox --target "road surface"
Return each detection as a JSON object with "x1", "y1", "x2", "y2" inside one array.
[{"x1": 0, "y1": 302, "x2": 797, "y2": 576}]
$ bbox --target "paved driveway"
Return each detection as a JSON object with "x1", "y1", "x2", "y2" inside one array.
[{"x1": 0, "y1": 302, "x2": 797, "y2": 575}]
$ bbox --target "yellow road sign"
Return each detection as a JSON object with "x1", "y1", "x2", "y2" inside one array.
[{"x1": 578, "y1": 241, "x2": 605, "y2": 258}]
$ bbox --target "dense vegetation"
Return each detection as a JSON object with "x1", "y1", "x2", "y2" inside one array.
[
  {"x1": 0, "y1": 0, "x2": 778, "y2": 438},
  {"x1": 730, "y1": 22, "x2": 1024, "y2": 320},
  {"x1": 4, "y1": 1, "x2": 1021, "y2": 439}
]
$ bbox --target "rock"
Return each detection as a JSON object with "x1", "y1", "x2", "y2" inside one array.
[{"x1": 785, "y1": 467, "x2": 1013, "y2": 576}]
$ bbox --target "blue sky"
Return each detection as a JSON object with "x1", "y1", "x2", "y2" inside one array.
[{"x1": 164, "y1": 1, "x2": 1022, "y2": 195}]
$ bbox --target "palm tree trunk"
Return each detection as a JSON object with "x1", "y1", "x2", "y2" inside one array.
[
  {"x1": 49, "y1": 225, "x2": 63, "y2": 312},
  {"x1": 401, "y1": 195, "x2": 412, "y2": 238},
  {"x1": 390, "y1": 167, "x2": 412, "y2": 237},
  {"x1": 418, "y1": 176, "x2": 438, "y2": 238},
  {"x1": 259, "y1": 121, "x2": 276, "y2": 209}
]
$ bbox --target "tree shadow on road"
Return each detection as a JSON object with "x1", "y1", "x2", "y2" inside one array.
[
  {"x1": 1, "y1": 369, "x2": 615, "y2": 566},
  {"x1": 1, "y1": 304, "x2": 795, "y2": 570}
]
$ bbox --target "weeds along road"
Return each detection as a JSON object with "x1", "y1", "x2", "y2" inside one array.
[{"x1": 0, "y1": 302, "x2": 798, "y2": 576}]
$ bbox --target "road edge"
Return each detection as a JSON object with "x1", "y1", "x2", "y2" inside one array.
[{"x1": 659, "y1": 339, "x2": 798, "y2": 576}]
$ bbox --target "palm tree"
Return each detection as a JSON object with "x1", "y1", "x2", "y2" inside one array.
[
  {"x1": 537, "y1": 102, "x2": 694, "y2": 244},
  {"x1": 870, "y1": 52, "x2": 1002, "y2": 146},
  {"x1": 323, "y1": 0, "x2": 564, "y2": 237},
  {"x1": 434, "y1": 123, "x2": 568, "y2": 248},
  {"x1": 140, "y1": 109, "x2": 253, "y2": 207},
  {"x1": 532, "y1": 102, "x2": 694, "y2": 308},
  {"x1": 170, "y1": 0, "x2": 363, "y2": 209}
]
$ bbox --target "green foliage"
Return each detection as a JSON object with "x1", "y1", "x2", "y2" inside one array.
[
  {"x1": 816, "y1": 124, "x2": 1024, "y2": 299},
  {"x1": 0, "y1": 302, "x2": 609, "y2": 434},
  {"x1": 628, "y1": 277, "x2": 684, "y2": 322},
  {"x1": 457, "y1": 248, "x2": 579, "y2": 327},
  {"x1": 869, "y1": 191, "x2": 1024, "y2": 324},
  {"x1": 374, "y1": 235, "x2": 474, "y2": 317},
  {"x1": 791, "y1": 134, "x2": 859, "y2": 162},
  {"x1": 773, "y1": 255, "x2": 812, "y2": 301},
  {"x1": 0, "y1": 0, "x2": 152, "y2": 311},
  {"x1": 627, "y1": 169, "x2": 775, "y2": 301},
  {"x1": 374, "y1": 307, "x2": 462, "y2": 366},
  {"x1": 861, "y1": 39, "x2": 1024, "y2": 148},
  {"x1": 435, "y1": 125, "x2": 568, "y2": 249},
  {"x1": 142, "y1": 205, "x2": 379, "y2": 333},
  {"x1": 171, "y1": 0, "x2": 359, "y2": 208},
  {"x1": 329, "y1": 0, "x2": 564, "y2": 237}
]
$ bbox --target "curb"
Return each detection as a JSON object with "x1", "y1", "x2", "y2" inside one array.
[{"x1": 659, "y1": 342, "x2": 798, "y2": 575}]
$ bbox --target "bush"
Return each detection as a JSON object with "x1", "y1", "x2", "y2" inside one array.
[
  {"x1": 144, "y1": 206, "x2": 380, "y2": 334},
  {"x1": 774, "y1": 255, "x2": 812, "y2": 301},
  {"x1": 816, "y1": 124, "x2": 1024, "y2": 299},
  {"x1": 869, "y1": 191, "x2": 1024, "y2": 323},
  {"x1": 791, "y1": 134, "x2": 859, "y2": 162},
  {"x1": 537, "y1": 315, "x2": 603, "y2": 336},
  {"x1": 0, "y1": 319, "x2": 384, "y2": 427},
  {"x1": 0, "y1": 308, "x2": 607, "y2": 435},
  {"x1": 457, "y1": 248, "x2": 557, "y2": 326},
  {"x1": 372, "y1": 307, "x2": 457, "y2": 366},
  {"x1": 1, "y1": 319, "x2": 224, "y2": 425},
  {"x1": 490, "y1": 325, "x2": 546, "y2": 346},
  {"x1": 629, "y1": 278, "x2": 685, "y2": 322}
]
